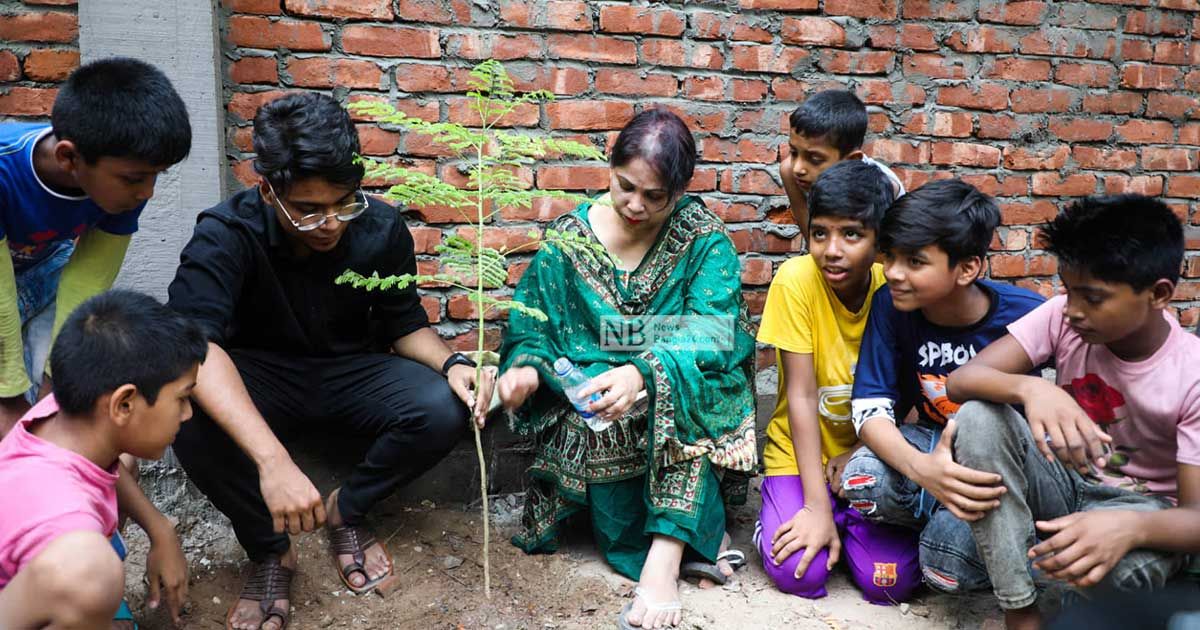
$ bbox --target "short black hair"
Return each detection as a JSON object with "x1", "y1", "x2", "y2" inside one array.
[
  {"x1": 1040, "y1": 194, "x2": 1184, "y2": 291},
  {"x1": 789, "y1": 90, "x2": 868, "y2": 156},
  {"x1": 808, "y1": 160, "x2": 895, "y2": 235},
  {"x1": 51, "y1": 57, "x2": 191, "y2": 166},
  {"x1": 610, "y1": 108, "x2": 696, "y2": 199},
  {"x1": 51, "y1": 290, "x2": 207, "y2": 415},
  {"x1": 880, "y1": 178, "x2": 1000, "y2": 267},
  {"x1": 253, "y1": 92, "x2": 364, "y2": 196}
]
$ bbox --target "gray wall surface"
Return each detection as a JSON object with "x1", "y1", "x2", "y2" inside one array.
[{"x1": 80, "y1": 0, "x2": 225, "y2": 300}]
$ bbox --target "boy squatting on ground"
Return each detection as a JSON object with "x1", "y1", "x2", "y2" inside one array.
[
  {"x1": 778, "y1": 89, "x2": 904, "y2": 244},
  {"x1": 944, "y1": 195, "x2": 1200, "y2": 630},
  {"x1": 840, "y1": 179, "x2": 1047, "y2": 596},
  {"x1": 0, "y1": 290, "x2": 207, "y2": 630},
  {"x1": 756, "y1": 159, "x2": 929, "y2": 604},
  {"x1": 0, "y1": 58, "x2": 194, "y2": 628}
]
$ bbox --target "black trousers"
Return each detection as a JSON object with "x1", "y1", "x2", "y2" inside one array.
[{"x1": 172, "y1": 349, "x2": 468, "y2": 561}]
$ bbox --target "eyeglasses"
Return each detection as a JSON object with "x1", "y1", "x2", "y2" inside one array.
[{"x1": 266, "y1": 181, "x2": 368, "y2": 232}]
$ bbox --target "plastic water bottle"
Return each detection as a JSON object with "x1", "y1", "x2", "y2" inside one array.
[{"x1": 553, "y1": 357, "x2": 610, "y2": 432}]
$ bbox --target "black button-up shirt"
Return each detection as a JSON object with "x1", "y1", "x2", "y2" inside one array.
[{"x1": 167, "y1": 188, "x2": 428, "y2": 356}]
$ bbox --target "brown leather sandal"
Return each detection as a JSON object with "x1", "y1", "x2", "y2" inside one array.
[
  {"x1": 225, "y1": 556, "x2": 293, "y2": 630},
  {"x1": 329, "y1": 523, "x2": 393, "y2": 595}
]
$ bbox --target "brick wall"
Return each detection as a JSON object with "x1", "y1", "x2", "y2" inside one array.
[
  {"x1": 221, "y1": 0, "x2": 1197, "y2": 359},
  {"x1": 0, "y1": 0, "x2": 80, "y2": 121}
]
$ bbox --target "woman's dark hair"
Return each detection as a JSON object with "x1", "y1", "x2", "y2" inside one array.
[
  {"x1": 808, "y1": 160, "x2": 895, "y2": 235},
  {"x1": 51, "y1": 290, "x2": 208, "y2": 415},
  {"x1": 252, "y1": 92, "x2": 364, "y2": 196},
  {"x1": 52, "y1": 57, "x2": 191, "y2": 166},
  {"x1": 880, "y1": 178, "x2": 1000, "y2": 266},
  {"x1": 609, "y1": 108, "x2": 696, "y2": 199},
  {"x1": 1040, "y1": 194, "x2": 1183, "y2": 291}
]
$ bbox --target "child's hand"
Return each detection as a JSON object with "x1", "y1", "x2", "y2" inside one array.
[
  {"x1": 578, "y1": 364, "x2": 644, "y2": 421},
  {"x1": 912, "y1": 420, "x2": 1006, "y2": 522},
  {"x1": 1029, "y1": 510, "x2": 1140, "y2": 587},
  {"x1": 145, "y1": 520, "x2": 189, "y2": 625},
  {"x1": 1021, "y1": 379, "x2": 1112, "y2": 474},
  {"x1": 497, "y1": 366, "x2": 540, "y2": 410},
  {"x1": 825, "y1": 446, "x2": 861, "y2": 498},
  {"x1": 771, "y1": 505, "x2": 841, "y2": 579}
]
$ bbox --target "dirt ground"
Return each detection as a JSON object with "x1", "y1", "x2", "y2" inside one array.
[{"x1": 118, "y1": 477, "x2": 1024, "y2": 630}]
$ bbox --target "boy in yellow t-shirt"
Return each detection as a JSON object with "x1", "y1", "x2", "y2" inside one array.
[{"x1": 755, "y1": 160, "x2": 919, "y2": 604}]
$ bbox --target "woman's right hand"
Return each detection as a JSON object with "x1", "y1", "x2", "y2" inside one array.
[
  {"x1": 770, "y1": 505, "x2": 841, "y2": 579},
  {"x1": 497, "y1": 366, "x2": 540, "y2": 410}
]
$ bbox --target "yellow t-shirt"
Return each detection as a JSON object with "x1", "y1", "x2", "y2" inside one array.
[{"x1": 757, "y1": 255, "x2": 886, "y2": 476}]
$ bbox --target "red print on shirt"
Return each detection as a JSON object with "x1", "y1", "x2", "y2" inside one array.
[{"x1": 1062, "y1": 373, "x2": 1126, "y2": 425}]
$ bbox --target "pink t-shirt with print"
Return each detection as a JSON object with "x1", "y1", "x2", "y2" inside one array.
[
  {"x1": 1008, "y1": 295, "x2": 1200, "y2": 501},
  {"x1": 0, "y1": 395, "x2": 118, "y2": 588}
]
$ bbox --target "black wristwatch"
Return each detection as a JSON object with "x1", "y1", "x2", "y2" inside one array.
[{"x1": 441, "y1": 352, "x2": 477, "y2": 377}]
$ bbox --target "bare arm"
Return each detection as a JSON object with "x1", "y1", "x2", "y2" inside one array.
[
  {"x1": 115, "y1": 462, "x2": 187, "y2": 623},
  {"x1": 390, "y1": 326, "x2": 452, "y2": 373},
  {"x1": 945, "y1": 334, "x2": 1038, "y2": 405},
  {"x1": 391, "y1": 326, "x2": 494, "y2": 426},
  {"x1": 1134, "y1": 463, "x2": 1200, "y2": 551}
]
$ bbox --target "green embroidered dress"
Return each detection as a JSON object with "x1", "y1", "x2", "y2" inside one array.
[{"x1": 500, "y1": 195, "x2": 758, "y2": 579}]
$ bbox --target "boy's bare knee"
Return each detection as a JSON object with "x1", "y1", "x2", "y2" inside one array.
[{"x1": 30, "y1": 531, "x2": 124, "y2": 624}]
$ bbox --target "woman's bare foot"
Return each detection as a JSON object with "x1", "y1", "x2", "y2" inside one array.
[
  {"x1": 228, "y1": 547, "x2": 296, "y2": 630},
  {"x1": 697, "y1": 533, "x2": 735, "y2": 590},
  {"x1": 627, "y1": 536, "x2": 684, "y2": 629},
  {"x1": 326, "y1": 489, "x2": 390, "y2": 589}
]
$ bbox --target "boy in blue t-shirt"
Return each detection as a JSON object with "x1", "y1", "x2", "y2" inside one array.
[
  {"x1": 0, "y1": 57, "x2": 190, "y2": 432},
  {"x1": 842, "y1": 179, "x2": 1045, "y2": 595}
]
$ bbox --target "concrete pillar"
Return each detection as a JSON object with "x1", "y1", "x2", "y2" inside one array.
[{"x1": 78, "y1": 0, "x2": 225, "y2": 300}]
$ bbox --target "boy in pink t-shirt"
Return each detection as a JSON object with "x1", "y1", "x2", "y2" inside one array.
[
  {"x1": 943, "y1": 195, "x2": 1200, "y2": 630},
  {"x1": 0, "y1": 290, "x2": 205, "y2": 629}
]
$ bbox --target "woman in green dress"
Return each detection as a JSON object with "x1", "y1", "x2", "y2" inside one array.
[{"x1": 496, "y1": 109, "x2": 758, "y2": 629}]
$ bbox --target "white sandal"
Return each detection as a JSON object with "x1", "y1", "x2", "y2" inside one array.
[{"x1": 616, "y1": 586, "x2": 683, "y2": 629}]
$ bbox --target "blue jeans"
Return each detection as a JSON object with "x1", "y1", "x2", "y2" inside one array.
[
  {"x1": 14, "y1": 241, "x2": 73, "y2": 403},
  {"x1": 841, "y1": 423, "x2": 993, "y2": 594}
]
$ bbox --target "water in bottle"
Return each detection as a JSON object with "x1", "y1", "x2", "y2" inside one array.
[{"x1": 553, "y1": 357, "x2": 610, "y2": 432}]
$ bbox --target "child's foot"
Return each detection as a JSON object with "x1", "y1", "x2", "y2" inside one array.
[
  {"x1": 627, "y1": 564, "x2": 681, "y2": 628},
  {"x1": 696, "y1": 533, "x2": 735, "y2": 589},
  {"x1": 326, "y1": 488, "x2": 391, "y2": 591},
  {"x1": 227, "y1": 547, "x2": 296, "y2": 630},
  {"x1": 1004, "y1": 605, "x2": 1041, "y2": 630}
]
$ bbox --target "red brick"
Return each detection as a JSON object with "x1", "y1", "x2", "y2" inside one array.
[
  {"x1": 545, "y1": 101, "x2": 634, "y2": 131},
  {"x1": 1003, "y1": 145, "x2": 1069, "y2": 170},
  {"x1": 931, "y1": 141, "x2": 1002, "y2": 167},
  {"x1": 900, "y1": 24, "x2": 940, "y2": 50},
  {"x1": 1125, "y1": 10, "x2": 1188, "y2": 35},
  {"x1": 732, "y1": 17, "x2": 774, "y2": 43},
  {"x1": 0, "y1": 51, "x2": 18, "y2": 82},
  {"x1": 818, "y1": 50, "x2": 895, "y2": 75},
  {"x1": 408, "y1": 226, "x2": 442, "y2": 254},
  {"x1": 682, "y1": 76, "x2": 723, "y2": 101},
  {"x1": 1182, "y1": 124, "x2": 1200, "y2": 146},
  {"x1": 977, "y1": 114, "x2": 1022, "y2": 139},
  {"x1": 1143, "y1": 147, "x2": 1199, "y2": 171},
  {"x1": 447, "y1": 294, "x2": 510, "y2": 321},
  {"x1": 731, "y1": 44, "x2": 809, "y2": 74},
  {"x1": 737, "y1": 0, "x2": 818, "y2": 9},
  {"x1": 688, "y1": 168, "x2": 718, "y2": 192},
  {"x1": 1010, "y1": 87, "x2": 1075, "y2": 113},
  {"x1": 731, "y1": 79, "x2": 769, "y2": 102},
  {"x1": 1054, "y1": 62, "x2": 1115, "y2": 87},
  {"x1": 904, "y1": 53, "x2": 969, "y2": 79},
  {"x1": 946, "y1": 26, "x2": 1018, "y2": 53},
  {"x1": 903, "y1": 0, "x2": 976, "y2": 19},
  {"x1": 0, "y1": 86, "x2": 57, "y2": 116},
  {"x1": 901, "y1": 112, "x2": 928, "y2": 134},
  {"x1": 354, "y1": 124, "x2": 400, "y2": 156},
  {"x1": 419, "y1": 295, "x2": 441, "y2": 323},
  {"x1": 962, "y1": 174, "x2": 1028, "y2": 197},
  {"x1": 283, "y1": 0, "x2": 392, "y2": 20},
  {"x1": 990, "y1": 254, "x2": 1027, "y2": 278},
  {"x1": 1072, "y1": 147, "x2": 1137, "y2": 170},
  {"x1": 984, "y1": 57, "x2": 1051, "y2": 81},
  {"x1": 288, "y1": 57, "x2": 381, "y2": 89},
  {"x1": 936, "y1": 83, "x2": 1010, "y2": 111},
  {"x1": 856, "y1": 80, "x2": 927, "y2": 106},
  {"x1": 1188, "y1": 69, "x2": 1200, "y2": 92},
  {"x1": 667, "y1": 105, "x2": 731, "y2": 134},
  {"x1": 393, "y1": 64, "x2": 470, "y2": 93},
  {"x1": 1082, "y1": 91, "x2": 1143, "y2": 114},
  {"x1": 1116, "y1": 119, "x2": 1176, "y2": 143},
  {"x1": 1103, "y1": 175, "x2": 1164, "y2": 196},
  {"x1": 1153, "y1": 41, "x2": 1198, "y2": 66},
  {"x1": 1018, "y1": 30, "x2": 1114, "y2": 59},
  {"x1": 865, "y1": 138, "x2": 930, "y2": 165},
  {"x1": 1048, "y1": 118, "x2": 1113, "y2": 142},
  {"x1": 344, "y1": 25, "x2": 441, "y2": 58},
  {"x1": 1121, "y1": 39, "x2": 1155, "y2": 61},
  {"x1": 505, "y1": 66, "x2": 588, "y2": 95},
  {"x1": 398, "y1": 0, "x2": 454, "y2": 23},
  {"x1": 230, "y1": 56, "x2": 277, "y2": 85},
  {"x1": 1159, "y1": 0, "x2": 1200, "y2": 9},
  {"x1": 719, "y1": 169, "x2": 783, "y2": 195},
  {"x1": 978, "y1": 0, "x2": 1047, "y2": 25},
  {"x1": 349, "y1": 94, "x2": 438, "y2": 123},
  {"x1": 597, "y1": 69, "x2": 677, "y2": 97},
  {"x1": 228, "y1": 16, "x2": 330, "y2": 51},
  {"x1": 549, "y1": 34, "x2": 636, "y2": 65},
  {"x1": 1032, "y1": 173, "x2": 1097, "y2": 196},
  {"x1": 825, "y1": 0, "x2": 898, "y2": 19},
  {"x1": 1120, "y1": 63, "x2": 1183, "y2": 89},
  {"x1": 1000, "y1": 200, "x2": 1058, "y2": 225},
  {"x1": 231, "y1": 159, "x2": 257, "y2": 187},
  {"x1": 447, "y1": 98, "x2": 539, "y2": 128},
  {"x1": 707, "y1": 200, "x2": 761, "y2": 223},
  {"x1": 499, "y1": 0, "x2": 592, "y2": 31},
  {"x1": 781, "y1": 17, "x2": 846, "y2": 46},
  {"x1": 599, "y1": 5, "x2": 685, "y2": 36},
  {"x1": 0, "y1": 11, "x2": 76, "y2": 43},
  {"x1": 930, "y1": 112, "x2": 973, "y2": 137},
  {"x1": 22, "y1": 48, "x2": 78, "y2": 82},
  {"x1": 1146, "y1": 93, "x2": 1200, "y2": 119},
  {"x1": 227, "y1": 0, "x2": 281, "y2": 14},
  {"x1": 700, "y1": 137, "x2": 778, "y2": 164},
  {"x1": 443, "y1": 327, "x2": 501, "y2": 352},
  {"x1": 642, "y1": 40, "x2": 724, "y2": 70},
  {"x1": 1049, "y1": 4, "x2": 1120, "y2": 30},
  {"x1": 740, "y1": 258, "x2": 773, "y2": 286},
  {"x1": 228, "y1": 90, "x2": 290, "y2": 121}
]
